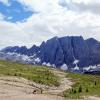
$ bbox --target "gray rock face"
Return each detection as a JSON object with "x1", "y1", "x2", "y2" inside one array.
[
  {"x1": 55, "y1": 36, "x2": 90, "y2": 68},
  {"x1": 1, "y1": 36, "x2": 100, "y2": 72},
  {"x1": 40, "y1": 37, "x2": 64, "y2": 67},
  {"x1": 86, "y1": 38, "x2": 100, "y2": 66},
  {"x1": 59, "y1": 36, "x2": 74, "y2": 67},
  {"x1": 71, "y1": 36, "x2": 90, "y2": 67}
]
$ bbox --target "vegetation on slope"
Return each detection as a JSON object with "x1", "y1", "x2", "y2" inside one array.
[
  {"x1": 0, "y1": 60, "x2": 100, "y2": 99},
  {"x1": 63, "y1": 72, "x2": 100, "y2": 99},
  {"x1": 0, "y1": 60, "x2": 60, "y2": 86}
]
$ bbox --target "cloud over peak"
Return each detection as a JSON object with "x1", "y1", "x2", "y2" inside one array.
[{"x1": 0, "y1": 0, "x2": 100, "y2": 49}]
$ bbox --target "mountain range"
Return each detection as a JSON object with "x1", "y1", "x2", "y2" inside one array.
[{"x1": 0, "y1": 36, "x2": 100, "y2": 73}]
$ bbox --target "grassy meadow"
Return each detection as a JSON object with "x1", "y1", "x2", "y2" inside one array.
[
  {"x1": 63, "y1": 72, "x2": 100, "y2": 99},
  {"x1": 0, "y1": 60, "x2": 60, "y2": 86},
  {"x1": 0, "y1": 60, "x2": 100, "y2": 99}
]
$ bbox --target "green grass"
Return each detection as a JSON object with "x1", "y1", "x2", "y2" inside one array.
[
  {"x1": 0, "y1": 60, "x2": 60, "y2": 86},
  {"x1": 63, "y1": 72, "x2": 100, "y2": 99}
]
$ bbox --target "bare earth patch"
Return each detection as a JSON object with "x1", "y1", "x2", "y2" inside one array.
[
  {"x1": 84, "y1": 96, "x2": 100, "y2": 100},
  {"x1": 0, "y1": 69, "x2": 99, "y2": 100},
  {"x1": 0, "y1": 69, "x2": 73, "y2": 100},
  {"x1": 43, "y1": 69, "x2": 73, "y2": 95},
  {"x1": 0, "y1": 76, "x2": 65, "y2": 100}
]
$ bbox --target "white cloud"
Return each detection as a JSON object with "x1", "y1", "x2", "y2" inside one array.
[
  {"x1": 0, "y1": 0, "x2": 100, "y2": 49},
  {"x1": 72, "y1": 0, "x2": 100, "y2": 4},
  {"x1": 0, "y1": 0, "x2": 10, "y2": 6},
  {"x1": 0, "y1": 13, "x2": 5, "y2": 20},
  {"x1": 71, "y1": 0, "x2": 100, "y2": 14},
  {"x1": 17, "y1": 0, "x2": 66, "y2": 15}
]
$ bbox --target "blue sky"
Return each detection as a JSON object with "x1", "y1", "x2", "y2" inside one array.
[
  {"x1": 0, "y1": 0, "x2": 100, "y2": 49},
  {"x1": 0, "y1": 0, "x2": 33, "y2": 22}
]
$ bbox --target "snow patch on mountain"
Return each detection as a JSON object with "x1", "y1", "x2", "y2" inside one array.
[
  {"x1": 83, "y1": 65, "x2": 98, "y2": 72},
  {"x1": 34, "y1": 58, "x2": 41, "y2": 63},
  {"x1": 42, "y1": 62, "x2": 55, "y2": 67},
  {"x1": 73, "y1": 66, "x2": 79, "y2": 70},
  {"x1": 83, "y1": 66, "x2": 91, "y2": 71},
  {"x1": 46, "y1": 63, "x2": 51, "y2": 67},
  {"x1": 52, "y1": 64, "x2": 56, "y2": 68},
  {"x1": 21, "y1": 55, "x2": 29, "y2": 61},
  {"x1": 42, "y1": 62, "x2": 46, "y2": 66},
  {"x1": 73, "y1": 59, "x2": 79, "y2": 65},
  {"x1": 60, "y1": 64, "x2": 68, "y2": 70}
]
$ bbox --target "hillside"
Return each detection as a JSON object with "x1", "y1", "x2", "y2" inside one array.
[
  {"x1": 0, "y1": 60, "x2": 72, "y2": 100},
  {"x1": 0, "y1": 60, "x2": 100, "y2": 100},
  {"x1": 0, "y1": 60, "x2": 60, "y2": 86},
  {"x1": 63, "y1": 72, "x2": 100, "y2": 99}
]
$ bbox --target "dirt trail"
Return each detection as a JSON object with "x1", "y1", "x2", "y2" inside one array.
[
  {"x1": 0, "y1": 69, "x2": 99, "y2": 100},
  {"x1": 43, "y1": 69, "x2": 73, "y2": 95},
  {"x1": 0, "y1": 69, "x2": 73, "y2": 100},
  {"x1": 84, "y1": 96, "x2": 100, "y2": 100},
  {"x1": 0, "y1": 76, "x2": 65, "y2": 100}
]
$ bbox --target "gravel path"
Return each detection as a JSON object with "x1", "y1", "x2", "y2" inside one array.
[
  {"x1": 43, "y1": 69, "x2": 73, "y2": 95},
  {"x1": 0, "y1": 69, "x2": 99, "y2": 100},
  {"x1": 0, "y1": 69, "x2": 73, "y2": 100},
  {"x1": 84, "y1": 96, "x2": 100, "y2": 100},
  {"x1": 0, "y1": 76, "x2": 65, "y2": 100}
]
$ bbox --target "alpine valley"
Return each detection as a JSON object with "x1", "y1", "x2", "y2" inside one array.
[{"x1": 0, "y1": 36, "x2": 100, "y2": 74}]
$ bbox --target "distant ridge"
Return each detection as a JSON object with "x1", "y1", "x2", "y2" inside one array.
[{"x1": 1, "y1": 36, "x2": 100, "y2": 73}]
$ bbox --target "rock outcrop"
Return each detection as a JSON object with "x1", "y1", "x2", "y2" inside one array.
[{"x1": 1, "y1": 36, "x2": 100, "y2": 72}]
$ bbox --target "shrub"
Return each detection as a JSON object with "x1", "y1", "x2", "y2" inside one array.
[
  {"x1": 72, "y1": 88, "x2": 73, "y2": 92},
  {"x1": 95, "y1": 81, "x2": 97, "y2": 86},
  {"x1": 73, "y1": 89, "x2": 77, "y2": 93},
  {"x1": 78, "y1": 86, "x2": 82, "y2": 93},
  {"x1": 86, "y1": 88, "x2": 89, "y2": 92},
  {"x1": 14, "y1": 73, "x2": 17, "y2": 76},
  {"x1": 18, "y1": 73, "x2": 22, "y2": 76},
  {"x1": 7, "y1": 73, "x2": 10, "y2": 75}
]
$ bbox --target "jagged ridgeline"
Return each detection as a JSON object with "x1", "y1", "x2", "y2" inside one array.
[{"x1": 0, "y1": 36, "x2": 100, "y2": 73}]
